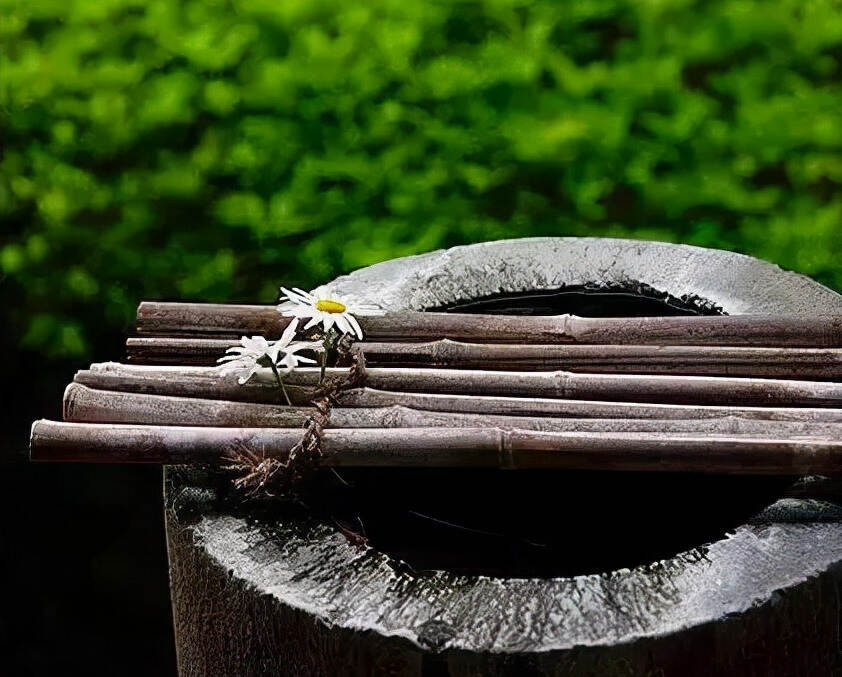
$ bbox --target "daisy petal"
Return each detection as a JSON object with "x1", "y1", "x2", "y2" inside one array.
[
  {"x1": 279, "y1": 286, "x2": 307, "y2": 305},
  {"x1": 278, "y1": 317, "x2": 299, "y2": 348},
  {"x1": 293, "y1": 287, "x2": 317, "y2": 303},
  {"x1": 237, "y1": 364, "x2": 259, "y2": 385},
  {"x1": 279, "y1": 353, "x2": 295, "y2": 370},
  {"x1": 278, "y1": 305, "x2": 307, "y2": 318},
  {"x1": 331, "y1": 314, "x2": 345, "y2": 335},
  {"x1": 345, "y1": 313, "x2": 364, "y2": 339}
]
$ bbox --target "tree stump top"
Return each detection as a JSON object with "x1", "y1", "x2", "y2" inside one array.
[{"x1": 166, "y1": 238, "x2": 842, "y2": 674}]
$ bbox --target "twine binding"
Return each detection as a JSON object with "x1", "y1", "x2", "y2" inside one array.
[{"x1": 224, "y1": 337, "x2": 367, "y2": 496}]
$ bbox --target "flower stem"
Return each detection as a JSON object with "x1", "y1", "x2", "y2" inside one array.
[
  {"x1": 320, "y1": 337, "x2": 330, "y2": 384},
  {"x1": 269, "y1": 361, "x2": 292, "y2": 406}
]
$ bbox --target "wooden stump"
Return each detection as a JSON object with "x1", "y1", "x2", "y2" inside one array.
[{"x1": 165, "y1": 238, "x2": 842, "y2": 676}]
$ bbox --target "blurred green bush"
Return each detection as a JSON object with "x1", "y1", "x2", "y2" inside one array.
[{"x1": 2, "y1": 0, "x2": 842, "y2": 357}]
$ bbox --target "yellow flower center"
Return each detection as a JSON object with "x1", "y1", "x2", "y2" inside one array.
[{"x1": 315, "y1": 299, "x2": 347, "y2": 313}]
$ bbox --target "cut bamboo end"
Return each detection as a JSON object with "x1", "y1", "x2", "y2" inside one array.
[{"x1": 29, "y1": 419, "x2": 842, "y2": 474}]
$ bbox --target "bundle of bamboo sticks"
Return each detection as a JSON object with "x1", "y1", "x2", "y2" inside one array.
[{"x1": 29, "y1": 302, "x2": 842, "y2": 475}]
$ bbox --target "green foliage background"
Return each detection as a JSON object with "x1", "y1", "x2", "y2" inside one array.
[{"x1": 2, "y1": 0, "x2": 842, "y2": 358}]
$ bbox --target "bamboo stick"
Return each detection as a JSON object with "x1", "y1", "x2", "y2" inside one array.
[
  {"x1": 63, "y1": 383, "x2": 315, "y2": 427},
  {"x1": 136, "y1": 302, "x2": 282, "y2": 338},
  {"x1": 127, "y1": 337, "x2": 239, "y2": 365},
  {"x1": 30, "y1": 419, "x2": 842, "y2": 474},
  {"x1": 135, "y1": 302, "x2": 842, "y2": 347},
  {"x1": 126, "y1": 336, "x2": 842, "y2": 378},
  {"x1": 75, "y1": 362, "x2": 842, "y2": 407},
  {"x1": 65, "y1": 382, "x2": 842, "y2": 423},
  {"x1": 347, "y1": 341, "x2": 842, "y2": 379},
  {"x1": 338, "y1": 388, "x2": 842, "y2": 422},
  {"x1": 75, "y1": 362, "x2": 311, "y2": 405},
  {"x1": 62, "y1": 383, "x2": 842, "y2": 437}
]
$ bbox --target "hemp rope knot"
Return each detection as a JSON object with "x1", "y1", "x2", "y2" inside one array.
[{"x1": 226, "y1": 337, "x2": 368, "y2": 496}]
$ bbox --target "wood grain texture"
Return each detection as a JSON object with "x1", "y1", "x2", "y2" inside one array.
[
  {"x1": 336, "y1": 388, "x2": 842, "y2": 421},
  {"x1": 126, "y1": 336, "x2": 842, "y2": 379},
  {"x1": 136, "y1": 301, "x2": 842, "y2": 346},
  {"x1": 62, "y1": 383, "x2": 842, "y2": 438},
  {"x1": 76, "y1": 362, "x2": 842, "y2": 407},
  {"x1": 29, "y1": 419, "x2": 842, "y2": 474},
  {"x1": 160, "y1": 238, "x2": 842, "y2": 675},
  {"x1": 165, "y1": 465, "x2": 842, "y2": 676}
]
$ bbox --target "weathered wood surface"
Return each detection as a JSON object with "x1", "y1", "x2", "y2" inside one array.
[
  {"x1": 160, "y1": 239, "x2": 842, "y2": 676},
  {"x1": 126, "y1": 336, "x2": 842, "y2": 378},
  {"x1": 136, "y1": 301, "x2": 842, "y2": 346},
  {"x1": 166, "y1": 483, "x2": 842, "y2": 675},
  {"x1": 338, "y1": 387, "x2": 842, "y2": 422},
  {"x1": 30, "y1": 419, "x2": 842, "y2": 474},
  {"x1": 62, "y1": 384, "x2": 842, "y2": 438},
  {"x1": 66, "y1": 382, "x2": 842, "y2": 424},
  {"x1": 76, "y1": 362, "x2": 842, "y2": 407}
]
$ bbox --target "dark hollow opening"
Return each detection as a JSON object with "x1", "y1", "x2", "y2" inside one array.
[{"x1": 269, "y1": 286, "x2": 788, "y2": 578}]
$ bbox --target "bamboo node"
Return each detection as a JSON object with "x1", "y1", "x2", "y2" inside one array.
[
  {"x1": 560, "y1": 314, "x2": 575, "y2": 339},
  {"x1": 554, "y1": 370, "x2": 573, "y2": 397},
  {"x1": 498, "y1": 429, "x2": 515, "y2": 470}
]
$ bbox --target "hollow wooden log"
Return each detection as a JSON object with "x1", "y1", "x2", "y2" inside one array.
[
  {"x1": 126, "y1": 336, "x2": 842, "y2": 378},
  {"x1": 159, "y1": 240, "x2": 842, "y2": 676},
  {"x1": 135, "y1": 302, "x2": 842, "y2": 346},
  {"x1": 62, "y1": 383, "x2": 842, "y2": 438},
  {"x1": 29, "y1": 419, "x2": 842, "y2": 474},
  {"x1": 75, "y1": 362, "x2": 842, "y2": 407}
]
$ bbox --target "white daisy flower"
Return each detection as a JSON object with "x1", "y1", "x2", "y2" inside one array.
[
  {"x1": 277, "y1": 287, "x2": 381, "y2": 339},
  {"x1": 273, "y1": 317, "x2": 321, "y2": 374},
  {"x1": 218, "y1": 335, "x2": 282, "y2": 384},
  {"x1": 218, "y1": 318, "x2": 319, "y2": 383}
]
